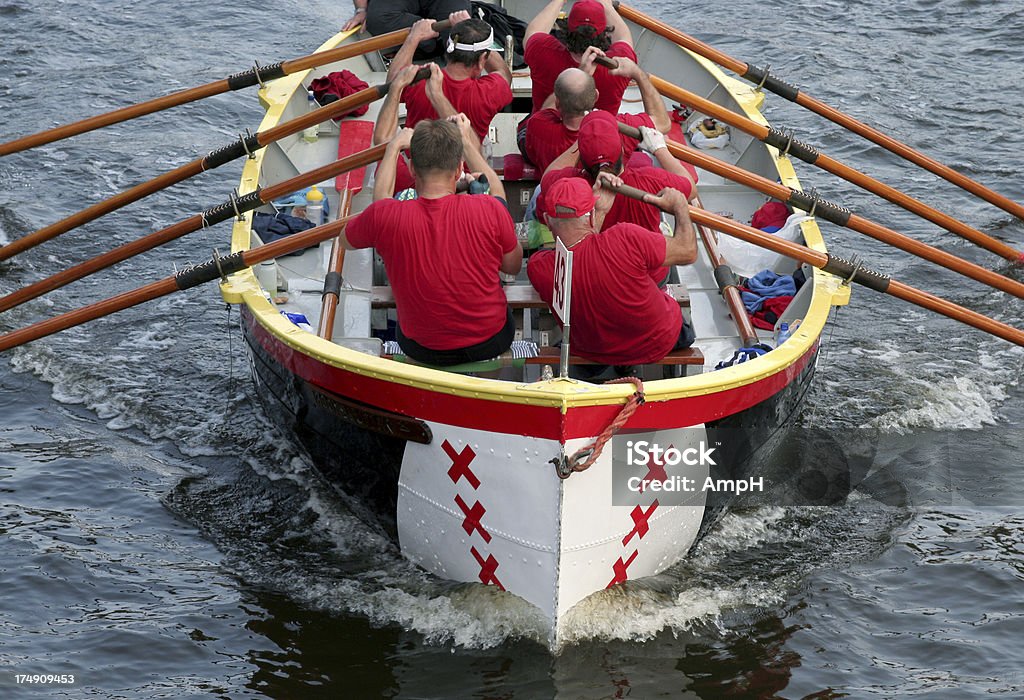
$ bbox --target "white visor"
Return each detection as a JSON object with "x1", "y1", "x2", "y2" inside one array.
[{"x1": 446, "y1": 27, "x2": 503, "y2": 53}]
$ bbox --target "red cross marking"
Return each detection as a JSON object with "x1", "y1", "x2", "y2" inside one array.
[
  {"x1": 442, "y1": 439, "x2": 479, "y2": 489},
  {"x1": 471, "y1": 546, "x2": 505, "y2": 589},
  {"x1": 455, "y1": 494, "x2": 492, "y2": 543},
  {"x1": 622, "y1": 500, "x2": 659, "y2": 547},
  {"x1": 607, "y1": 549, "x2": 639, "y2": 588},
  {"x1": 642, "y1": 444, "x2": 671, "y2": 489}
]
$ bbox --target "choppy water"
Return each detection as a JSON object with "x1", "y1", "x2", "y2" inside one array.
[{"x1": 1, "y1": 0, "x2": 1022, "y2": 697}]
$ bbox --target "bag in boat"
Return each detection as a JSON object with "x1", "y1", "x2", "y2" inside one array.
[
  {"x1": 471, "y1": 0, "x2": 527, "y2": 69},
  {"x1": 251, "y1": 212, "x2": 317, "y2": 255},
  {"x1": 718, "y1": 210, "x2": 813, "y2": 279},
  {"x1": 310, "y1": 70, "x2": 371, "y2": 119}
]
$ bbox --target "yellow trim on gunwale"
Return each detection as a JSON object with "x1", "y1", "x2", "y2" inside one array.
[{"x1": 221, "y1": 27, "x2": 850, "y2": 410}]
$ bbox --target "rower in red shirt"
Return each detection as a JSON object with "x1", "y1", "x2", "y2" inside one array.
[
  {"x1": 522, "y1": 54, "x2": 670, "y2": 172},
  {"x1": 541, "y1": 110, "x2": 698, "y2": 233},
  {"x1": 527, "y1": 177, "x2": 698, "y2": 368},
  {"x1": 345, "y1": 118, "x2": 522, "y2": 366},
  {"x1": 388, "y1": 14, "x2": 513, "y2": 143},
  {"x1": 524, "y1": 0, "x2": 636, "y2": 114}
]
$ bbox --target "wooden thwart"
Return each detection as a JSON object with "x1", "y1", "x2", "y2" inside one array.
[
  {"x1": 525, "y1": 346, "x2": 704, "y2": 366},
  {"x1": 370, "y1": 283, "x2": 690, "y2": 309}
]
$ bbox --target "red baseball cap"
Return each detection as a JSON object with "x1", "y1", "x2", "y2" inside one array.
[
  {"x1": 541, "y1": 177, "x2": 597, "y2": 220},
  {"x1": 568, "y1": 0, "x2": 607, "y2": 33},
  {"x1": 577, "y1": 110, "x2": 623, "y2": 170}
]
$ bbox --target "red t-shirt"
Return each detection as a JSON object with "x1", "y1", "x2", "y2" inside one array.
[
  {"x1": 527, "y1": 223, "x2": 682, "y2": 364},
  {"x1": 541, "y1": 165, "x2": 692, "y2": 286},
  {"x1": 524, "y1": 34, "x2": 637, "y2": 114},
  {"x1": 543, "y1": 165, "x2": 693, "y2": 232},
  {"x1": 402, "y1": 72, "x2": 513, "y2": 142},
  {"x1": 347, "y1": 195, "x2": 518, "y2": 350},
  {"x1": 604, "y1": 167, "x2": 693, "y2": 230},
  {"x1": 524, "y1": 110, "x2": 652, "y2": 173}
]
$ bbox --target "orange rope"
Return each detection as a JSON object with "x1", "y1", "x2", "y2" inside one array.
[{"x1": 557, "y1": 376, "x2": 645, "y2": 478}]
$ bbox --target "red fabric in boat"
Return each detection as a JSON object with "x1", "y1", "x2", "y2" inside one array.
[
  {"x1": 502, "y1": 153, "x2": 539, "y2": 181},
  {"x1": 335, "y1": 120, "x2": 375, "y2": 193},
  {"x1": 310, "y1": 70, "x2": 371, "y2": 118}
]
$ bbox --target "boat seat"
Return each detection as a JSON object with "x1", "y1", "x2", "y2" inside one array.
[
  {"x1": 524, "y1": 346, "x2": 704, "y2": 366},
  {"x1": 380, "y1": 352, "x2": 527, "y2": 374},
  {"x1": 371, "y1": 284, "x2": 551, "y2": 310},
  {"x1": 370, "y1": 284, "x2": 689, "y2": 309}
]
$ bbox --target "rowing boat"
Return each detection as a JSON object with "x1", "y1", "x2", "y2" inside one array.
[{"x1": 219, "y1": 0, "x2": 849, "y2": 645}]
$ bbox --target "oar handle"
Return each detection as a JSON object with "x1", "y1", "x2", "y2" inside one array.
[
  {"x1": 594, "y1": 55, "x2": 619, "y2": 70},
  {"x1": 604, "y1": 181, "x2": 1024, "y2": 347},
  {"x1": 282, "y1": 19, "x2": 453, "y2": 74}
]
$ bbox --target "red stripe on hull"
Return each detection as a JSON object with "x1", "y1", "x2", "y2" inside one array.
[{"x1": 244, "y1": 309, "x2": 815, "y2": 440}]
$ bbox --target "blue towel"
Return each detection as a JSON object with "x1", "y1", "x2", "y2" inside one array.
[{"x1": 741, "y1": 270, "x2": 796, "y2": 312}]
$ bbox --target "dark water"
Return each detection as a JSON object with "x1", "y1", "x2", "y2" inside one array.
[{"x1": 1, "y1": 0, "x2": 1022, "y2": 697}]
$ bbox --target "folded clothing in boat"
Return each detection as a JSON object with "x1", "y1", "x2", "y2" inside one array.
[
  {"x1": 739, "y1": 269, "x2": 799, "y2": 331},
  {"x1": 281, "y1": 311, "x2": 314, "y2": 332},
  {"x1": 714, "y1": 343, "x2": 773, "y2": 369},
  {"x1": 740, "y1": 269, "x2": 796, "y2": 313},
  {"x1": 252, "y1": 212, "x2": 317, "y2": 255},
  {"x1": 309, "y1": 70, "x2": 370, "y2": 119}
]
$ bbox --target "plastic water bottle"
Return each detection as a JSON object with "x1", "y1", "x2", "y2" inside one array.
[
  {"x1": 305, "y1": 186, "x2": 325, "y2": 226},
  {"x1": 303, "y1": 91, "x2": 319, "y2": 143},
  {"x1": 255, "y1": 259, "x2": 278, "y2": 294},
  {"x1": 777, "y1": 321, "x2": 792, "y2": 345}
]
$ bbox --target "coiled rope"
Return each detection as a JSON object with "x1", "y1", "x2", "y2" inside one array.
[{"x1": 554, "y1": 376, "x2": 645, "y2": 479}]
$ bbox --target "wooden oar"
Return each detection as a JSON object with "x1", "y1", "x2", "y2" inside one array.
[
  {"x1": 316, "y1": 117, "x2": 376, "y2": 339},
  {"x1": 0, "y1": 215, "x2": 357, "y2": 353},
  {"x1": 615, "y1": 122, "x2": 1024, "y2": 299},
  {"x1": 612, "y1": 2, "x2": 1024, "y2": 225},
  {"x1": 0, "y1": 144, "x2": 386, "y2": 314},
  {"x1": 318, "y1": 190, "x2": 356, "y2": 340},
  {"x1": 605, "y1": 182, "x2": 1024, "y2": 347},
  {"x1": 692, "y1": 195, "x2": 760, "y2": 347},
  {"x1": 0, "y1": 82, "x2": 390, "y2": 263},
  {"x1": 0, "y1": 21, "x2": 450, "y2": 157},
  {"x1": 644, "y1": 71, "x2": 1023, "y2": 263}
]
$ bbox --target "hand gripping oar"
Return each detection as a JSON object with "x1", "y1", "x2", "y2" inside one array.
[
  {"x1": 615, "y1": 122, "x2": 1024, "y2": 299},
  {"x1": 0, "y1": 143, "x2": 386, "y2": 314},
  {"x1": 0, "y1": 74, "x2": 412, "y2": 262},
  {"x1": 0, "y1": 215, "x2": 357, "y2": 353},
  {"x1": 645, "y1": 71, "x2": 1024, "y2": 263},
  {"x1": 604, "y1": 181, "x2": 1024, "y2": 348},
  {"x1": 612, "y1": 2, "x2": 1024, "y2": 226},
  {"x1": 0, "y1": 21, "x2": 450, "y2": 157}
]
